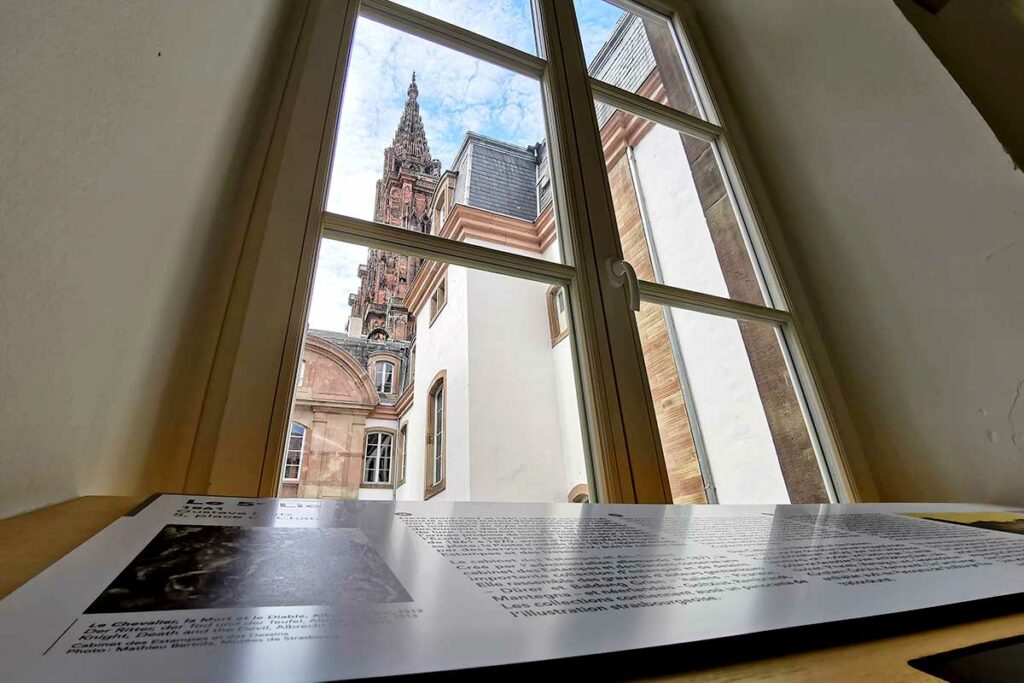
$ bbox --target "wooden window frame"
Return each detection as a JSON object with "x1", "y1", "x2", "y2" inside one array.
[
  {"x1": 429, "y1": 274, "x2": 447, "y2": 326},
  {"x1": 397, "y1": 421, "x2": 408, "y2": 487},
  {"x1": 189, "y1": 0, "x2": 869, "y2": 506},
  {"x1": 567, "y1": 483, "x2": 590, "y2": 503},
  {"x1": 546, "y1": 284, "x2": 569, "y2": 346},
  {"x1": 424, "y1": 370, "x2": 446, "y2": 499}
]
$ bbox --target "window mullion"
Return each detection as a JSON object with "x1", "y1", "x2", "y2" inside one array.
[
  {"x1": 637, "y1": 280, "x2": 792, "y2": 326},
  {"x1": 590, "y1": 80, "x2": 722, "y2": 141},
  {"x1": 322, "y1": 212, "x2": 575, "y2": 286},
  {"x1": 537, "y1": 0, "x2": 672, "y2": 504},
  {"x1": 358, "y1": 0, "x2": 546, "y2": 78}
]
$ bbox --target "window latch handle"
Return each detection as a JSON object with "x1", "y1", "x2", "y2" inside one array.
[{"x1": 607, "y1": 258, "x2": 640, "y2": 312}]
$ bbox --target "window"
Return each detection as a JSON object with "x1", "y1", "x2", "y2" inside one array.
[
  {"x1": 283, "y1": 422, "x2": 306, "y2": 482},
  {"x1": 297, "y1": 359, "x2": 305, "y2": 387},
  {"x1": 432, "y1": 177, "x2": 454, "y2": 234},
  {"x1": 375, "y1": 360, "x2": 395, "y2": 394},
  {"x1": 568, "y1": 483, "x2": 590, "y2": 503},
  {"x1": 363, "y1": 432, "x2": 393, "y2": 485},
  {"x1": 397, "y1": 423, "x2": 408, "y2": 486},
  {"x1": 574, "y1": 0, "x2": 835, "y2": 504},
  {"x1": 429, "y1": 276, "x2": 446, "y2": 324},
  {"x1": 547, "y1": 285, "x2": 569, "y2": 345},
  {"x1": 425, "y1": 374, "x2": 446, "y2": 498},
  {"x1": 224, "y1": 0, "x2": 851, "y2": 507}
]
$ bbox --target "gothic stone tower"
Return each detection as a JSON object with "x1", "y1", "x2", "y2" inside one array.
[{"x1": 349, "y1": 74, "x2": 440, "y2": 342}]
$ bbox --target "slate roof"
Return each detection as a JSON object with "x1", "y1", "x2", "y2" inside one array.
[
  {"x1": 309, "y1": 329, "x2": 412, "y2": 399},
  {"x1": 441, "y1": 15, "x2": 651, "y2": 221},
  {"x1": 591, "y1": 13, "x2": 657, "y2": 128},
  {"x1": 450, "y1": 133, "x2": 543, "y2": 222}
]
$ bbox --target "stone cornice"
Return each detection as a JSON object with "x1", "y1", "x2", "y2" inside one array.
[
  {"x1": 406, "y1": 259, "x2": 448, "y2": 317},
  {"x1": 439, "y1": 203, "x2": 546, "y2": 252},
  {"x1": 600, "y1": 70, "x2": 666, "y2": 167}
]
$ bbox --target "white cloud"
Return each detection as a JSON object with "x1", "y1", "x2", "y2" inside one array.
[
  {"x1": 313, "y1": 3, "x2": 614, "y2": 332},
  {"x1": 307, "y1": 239, "x2": 368, "y2": 332},
  {"x1": 326, "y1": 15, "x2": 547, "y2": 219}
]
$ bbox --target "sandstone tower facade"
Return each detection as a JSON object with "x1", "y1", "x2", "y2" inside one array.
[{"x1": 348, "y1": 74, "x2": 440, "y2": 342}]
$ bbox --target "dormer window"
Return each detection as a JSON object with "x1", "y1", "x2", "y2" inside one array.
[{"x1": 375, "y1": 360, "x2": 395, "y2": 394}]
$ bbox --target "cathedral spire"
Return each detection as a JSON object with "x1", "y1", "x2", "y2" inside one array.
[{"x1": 388, "y1": 72, "x2": 436, "y2": 175}]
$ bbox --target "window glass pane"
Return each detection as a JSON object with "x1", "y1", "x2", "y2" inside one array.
[
  {"x1": 555, "y1": 288, "x2": 569, "y2": 330},
  {"x1": 635, "y1": 302, "x2": 830, "y2": 505},
  {"x1": 279, "y1": 237, "x2": 589, "y2": 504},
  {"x1": 600, "y1": 108, "x2": 770, "y2": 306},
  {"x1": 387, "y1": 0, "x2": 537, "y2": 55},
  {"x1": 327, "y1": 17, "x2": 562, "y2": 263},
  {"x1": 283, "y1": 423, "x2": 304, "y2": 483},
  {"x1": 574, "y1": 0, "x2": 704, "y2": 119}
]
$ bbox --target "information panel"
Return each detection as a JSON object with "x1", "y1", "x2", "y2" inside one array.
[{"x1": 2, "y1": 495, "x2": 1024, "y2": 681}]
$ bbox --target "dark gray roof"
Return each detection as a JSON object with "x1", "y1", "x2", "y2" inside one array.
[
  {"x1": 427, "y1": 16, "x2": 653, "y2": 226},
  {"x1": 590, "y1": 13, "x2": 656, "y2": 128},
  {"x1": 308, "y1": 328, "x2": 412, "y2": 401},
  {"x1": 450, "y1": 133, "x2": 542, "y2": 222}
]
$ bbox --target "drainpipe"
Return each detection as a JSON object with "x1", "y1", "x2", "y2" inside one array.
[{"x1": 626, "y1": 144, "x2": 718, "y2": 504}]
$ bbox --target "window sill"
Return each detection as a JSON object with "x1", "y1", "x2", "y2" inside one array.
[{"x1": 424, "y1": 481, "x2": 446, "y2": 500}]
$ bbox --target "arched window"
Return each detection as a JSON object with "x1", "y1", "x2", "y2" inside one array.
[
  {"x1": 283, "y1": 422, "x2": 306, "y2": 482},
  {"x1": 375, "y1": 360, "x2": 395, "y2": 394},
  {"x1": 547, "y1": 285, "x2": 569, "y2": 345},
  {"x1": 363, "y1": 432, "x2": 393, "y2": 485},
  {"x1": 425, "y1": 373, "x2": 446, "y2": 498},
  {"x1": 568, "y1": 484, "x2": 590, "y2": 504}
]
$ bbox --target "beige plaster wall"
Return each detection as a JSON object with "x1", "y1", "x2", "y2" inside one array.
[
  {"x1": 684, "y1": 0, "x2": 1024, "y2": 502},
  {"x1": 0, "y1": 0, "x2": 293, "y2": 517}
]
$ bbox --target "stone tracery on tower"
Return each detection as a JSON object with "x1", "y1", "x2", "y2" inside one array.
[{"x1": 349, "y1": 73, "x2": 441, "y2": 342}]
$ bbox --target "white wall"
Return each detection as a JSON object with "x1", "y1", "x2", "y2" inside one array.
[
  {"x1": 685, "y1": 0, "x2": 1024, "y2": 503},
  {"x1": 398, "y1": 266, "x2": 471, "y2": 501},
  {"x1": 541, "y1": 242, "x2": 589, "y2": 497},
  {"x1": 551, "y1": 339, "x2": 588, "y2": 496},
  {"x1": 894, "y1": 0, "x2": 1024, "y2": 171},
  {"x1": 466, "y1": 270, "x2": 578, "y2": 502},
  {"x1": 632, "y1": 123, "x2": 789, "y2": 503},
  {"x1": 0, "y1": 0, "x2": 290, "y2": 517}
]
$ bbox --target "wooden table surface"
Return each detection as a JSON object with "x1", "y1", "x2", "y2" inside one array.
[{"x1": 2, "y1": 496, "x2": 1022, "y2": 681}]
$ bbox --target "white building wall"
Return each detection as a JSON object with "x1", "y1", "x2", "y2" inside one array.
[
  {"x1": 551, "y1": 339, "x2": 588, "y2": 497},
  {"x1": 396, "y1": 265, "x2": 471, "y2": 502},
  {"x1": 466, "y1": 269, "x2": 573, "y2": 502},
  {"x1": 631, "y1": 124, "x2": 789, "y2": 503},
  {"x1": 544, "y1": 239, "x2": 589, "y2": 499}
]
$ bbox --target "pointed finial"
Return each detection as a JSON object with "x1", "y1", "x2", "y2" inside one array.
[{"x1": 408, "y1": 72, "x2": 418, "y2": 100}]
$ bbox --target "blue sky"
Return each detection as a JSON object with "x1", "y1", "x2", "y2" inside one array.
[{"x1": 309, "y1": 0, "x2": 622, "y2": 331}]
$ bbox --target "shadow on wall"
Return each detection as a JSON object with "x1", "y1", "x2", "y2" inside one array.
[{"x1": 894, "y1": 0, "x2": 1024, "y2": 171}]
